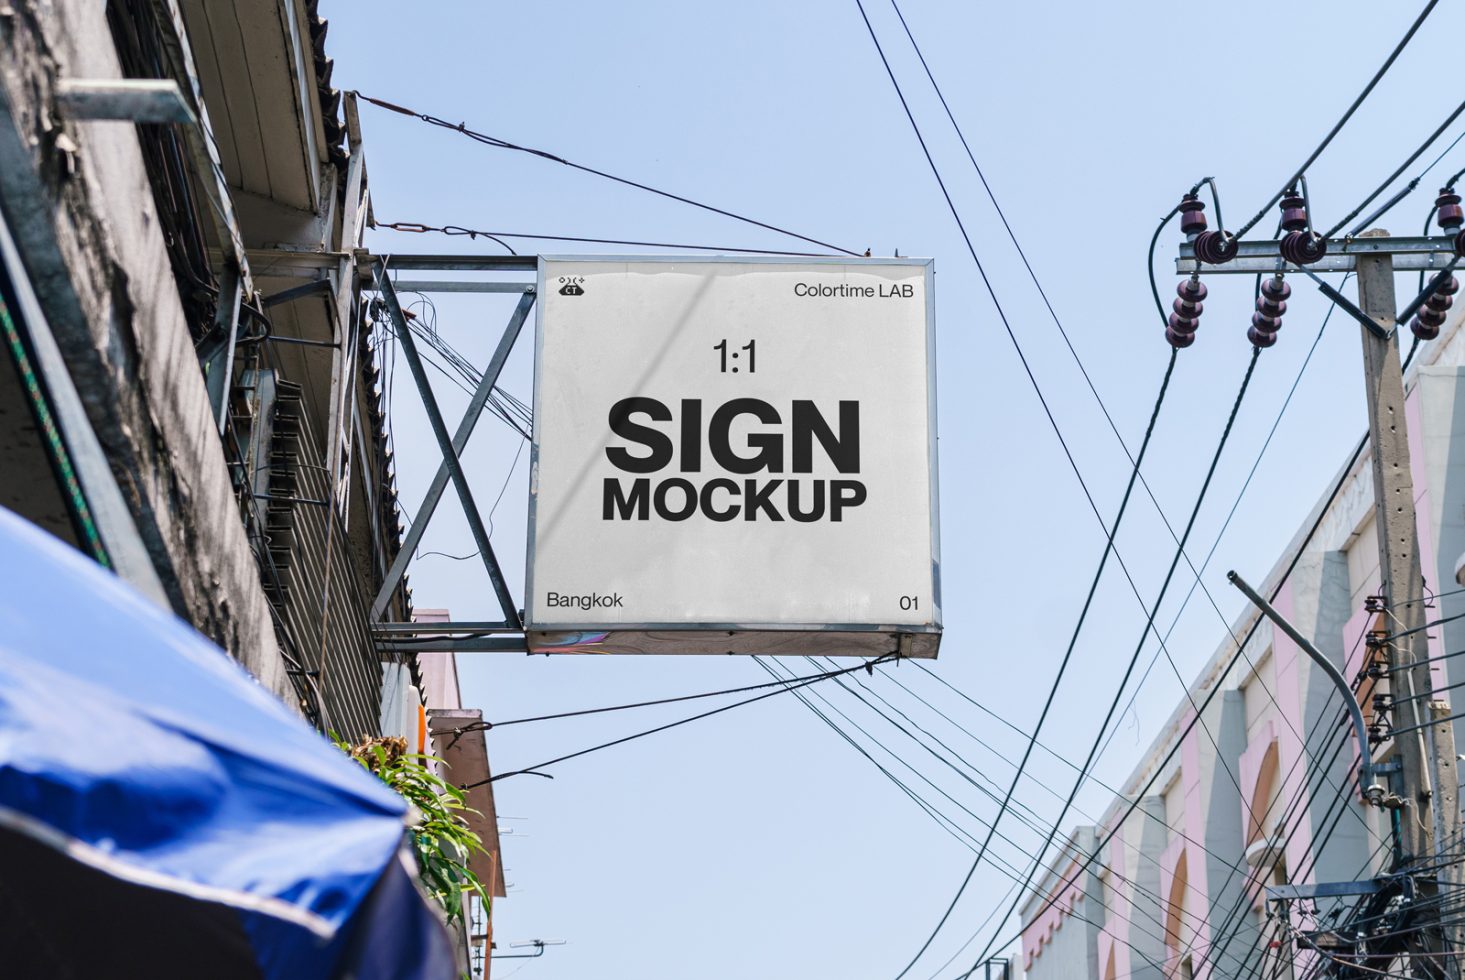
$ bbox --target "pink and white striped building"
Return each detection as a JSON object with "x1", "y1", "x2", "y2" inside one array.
[{"x1": 1019, "y1": 309, "x2": 1465, "y2": 980}]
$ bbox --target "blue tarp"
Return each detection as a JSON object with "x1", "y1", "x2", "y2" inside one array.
[{"x1": 0, "y1": 506, "x2": 455, "y2": 978}]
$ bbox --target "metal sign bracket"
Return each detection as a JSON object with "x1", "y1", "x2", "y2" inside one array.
[{"x1": 368, "y1": 259, "x2": 533, "y2": 634}]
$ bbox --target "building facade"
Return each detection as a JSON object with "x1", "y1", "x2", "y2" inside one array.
[
  {"x1": 0, "y1": 2, "x2": 504, "y2": 973},
  {"x1": 1020, "y1": 306, "x2": 1465, "y2": 980}
]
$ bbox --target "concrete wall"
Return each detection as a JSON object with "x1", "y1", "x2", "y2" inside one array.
[
  {"x1": 1022, "y1": 828, "x2": 1102, "y2": 980},
  {"x1": 0, "y1": 0, "x2": 291, "y2": 700}
]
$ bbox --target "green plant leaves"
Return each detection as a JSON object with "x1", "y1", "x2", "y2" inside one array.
[{"x1": 338, "y1": 735, "x2": 490, "y2": 924}]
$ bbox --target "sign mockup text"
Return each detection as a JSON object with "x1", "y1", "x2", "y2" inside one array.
[{"x1": 526, "y1": 257, "x2": 940, "y2": 641}]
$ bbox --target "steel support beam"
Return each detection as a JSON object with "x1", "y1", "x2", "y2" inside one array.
[
  {"x1": 54, "y1": 79, "x2": 195, "y2": 124},
  {"x1": 372, "y1": 622, "x2": 522, "y2": 634},
  {"x1": 370, "y1": 264, "x2": 527, "y2": 629},
  {"x1": 202, "y1": 266, "x2": 242, "y2": 435},
  {"x1": 378, "y1": 636, "x2": 529, "y2": 654},
  {"x1": 385, "y1": 280, "x2": 535, "y2": 295},
  {"x1": 369, "y1": 253, "x2": 539, "y2": 272},
  {"x1": 1176, "y1": 235, "x2": 1458, "y2": 275},
  {"x1": 1266, "y1": 879, "x2": 1382, "y2": 902}
]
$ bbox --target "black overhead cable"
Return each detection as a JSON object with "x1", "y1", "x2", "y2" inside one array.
[
  {"x1": 783, "y1": 668, "x2": 1057, "y2": 886},
  {"x1": 1097, "y1": 281, "x2": 1349, "y2": 764},
  {"x1": 1108, "y1": 710, "x2": 1364, "y2": 980},
  {"x1": 374, "y1": 220, "x2": 836, "y2": 257},
  {"x1": 1091, "y1": 285, "x2": 1465, "y2": 962},
  {"x1": 1187, "y1": 698, "x2": 1381, "y2": 980},
  {"x1": 757, "y1": 658, "x2": 1186, "y2": 975},
  {"x1": 883, "y1": 0, "x2": 1150, "y2": 480},
  {"x1": 891, "y1": 658, "x2": 1264, "y2": 900},
  {"x1": 883, "y1": 0, "x2": 1293, "y2": 799},
  {"x1": 753, "y1": 655, "x2": 1150, "y2": 966},
  {"x1": 815, "y1": 657, "x2": 1236, "y2": 945},
  {"x1": 962, "y1": 349, "x2": 1264, "y2": 973},
  {"x1": 1020, "y1": 619, "x2": 1381, "y2": 980},
  {"x1": 811, "y1": 662, "x2": 1058, "y2": 836},
  {"x1": 755, "y1": 660, "x2": 1029, "y2": 862},
  {"x1": 753, "y1": 657, "x2": 1002, "y2": 857},
  {"x1": 1186, "y1": 625, "x2": 1382, "y2": 975},
  {"x1": 353, "y1": 92, "x2": 862, "y2": 256},
  {"x1": 428, "y1": 659, "x2": 899, "y2": 738},
  {"x1": 1322, "y1": 100, "x2": 1465, "y2": 238},
  {"x1": 1233, "y1": 0, "x2": 1440, "y2": 240},
  {"x1": 462, "y1": 654, "x2": 896, "y2": 787},
  {"x1": 966, "y1": 430, "x2": 1369, "y2": 975},
  {"x1": 836, "y1": 655, "x2": 1259, "y2": 888},
  {"x1": 392, "y1": 299, "x2": 533, "y2": 440},
  {"x1": 995, "y1": 571, "x2": 1375, "y2": 980},
  {"x1": 847, "y1": 6, "x2": 1191, "y2": 975}
]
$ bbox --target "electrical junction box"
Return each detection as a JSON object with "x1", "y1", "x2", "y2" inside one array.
[{"x1": 525, "y1": 256, "x2": 941, "y2": 658}]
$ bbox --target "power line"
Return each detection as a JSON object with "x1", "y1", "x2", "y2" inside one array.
[
  {"x1": 1097, "y1": 276, "x2": 1349, "y2": 765},
  {"x1": 758, "y1": 658, "x2": 1190, "y2": 977},
  {"x1": 813, "y1": 657, "x2": 1245, "y2": 948},
  {"x1": 848, "y1": 4, "x2": 1193, "y2": 973},
  {"x1": 373, "y1": 219, "x2": 839, "y2": 257},
  {"x1": 1233, "y1": 0, "x2": 1441, "y2": 240},
  {"x1": 465, "y1": 654, "x2": 896, "y2": 786},
  {"x1": 961, "y1": 349, "x2": 1264, "y2": 972},
  {"x1": 430, "y1": 659, "x2": 900, "y2": 737},
  {"x1": 880, "y1": 3, "x2": 1303, "y2": 803},
  {"x1": 753, "y1": 656, "x2": 1004, "y2": 857},
  {"x1": 963, "y1": 430, "x2": 1369, "y2": 971},
  {"x1": 881, "y1": 0, "x2": 1148, "y2": 473},
  {"x1": 1188, "y1": 700, "x2": 1382, "y2": 980},
  {"x1": 354, "y1": 92, "x2": 862, "y2": 256},
  {"x1": 1323, "y1": 100, "x2": 1465, "y2": 238}
]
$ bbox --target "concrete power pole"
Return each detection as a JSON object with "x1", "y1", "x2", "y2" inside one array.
[
  {"x1": 1175, "y1": 190, "x2": 1465, "y2": 974},
  {"x1": 1355, "y1": 239, "x2": 1461, "y2": 975}
]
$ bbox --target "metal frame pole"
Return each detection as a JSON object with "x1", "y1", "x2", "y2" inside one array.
[
  {"x1": 203, "y1": 265, "x2": 242, "y2": 435},
  {"x1": 370, "y1": 263, "x2": 524, "y2": 629}
]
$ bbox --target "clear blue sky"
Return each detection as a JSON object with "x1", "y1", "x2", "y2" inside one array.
[{"x1": 322, "y1": 3, "x2": 1463, "y2": 976}]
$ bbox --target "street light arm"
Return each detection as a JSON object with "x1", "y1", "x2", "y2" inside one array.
[{"x1": 1227, "y1": 570, "x2": 1385, "y2": 805}]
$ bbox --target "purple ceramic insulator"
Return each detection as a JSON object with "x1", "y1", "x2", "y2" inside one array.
[
  {"x1": 1252, "y1": 311, "x2": 1283, "y2": 333},
  {"x1": 1179, "y1": 195, "x2": 1208, "y2": 236},
  {"x1": 1280, "y1": 231, "x2": 1327, "y2": 265},
  {"x1": 1193, "y1": 230, "x2": 1237, "y2": 265},
  {"x1": 1437, "y1": 189, "x2": 1464, "y2": 230},
  {"x1": 1412, "y1": 317, "x2": 1441, "y2": 341},
  {"x1": 1279, "y1": 194, "x2": 1308, "y2": 232},
  {"x1": 1177, "y1": 278, "x2": 1208, "y2": 302}
]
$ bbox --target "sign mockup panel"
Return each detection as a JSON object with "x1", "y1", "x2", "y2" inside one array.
[{"x1": 526, "y1": 257, "x2": 941, "y2": 658}]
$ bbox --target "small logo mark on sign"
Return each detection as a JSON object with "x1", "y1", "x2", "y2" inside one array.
[{"x1": 558, "y1": 276, "x2": 586, "y2": 296}]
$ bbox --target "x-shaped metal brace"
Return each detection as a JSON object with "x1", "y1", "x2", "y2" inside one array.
[{"x1": 369, "y1": 261, "x2": 532, "y2": 629}]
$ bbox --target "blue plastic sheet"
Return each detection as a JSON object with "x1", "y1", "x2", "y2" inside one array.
[{"x1": 0, "y1": 506, "x2": 455, "y2": 978}]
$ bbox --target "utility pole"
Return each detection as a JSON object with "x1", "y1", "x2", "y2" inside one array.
[
  {"x1": 1172, "y1": 193, "x2": 1465, "y2": 975},
  {"x1": 1355, "y1": 238, "x2": 1462, "y2": 976}
]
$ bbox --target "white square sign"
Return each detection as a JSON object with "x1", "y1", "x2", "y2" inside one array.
[{"x1": 525, "y1": 257, "x2": 941, "y2": 658}]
